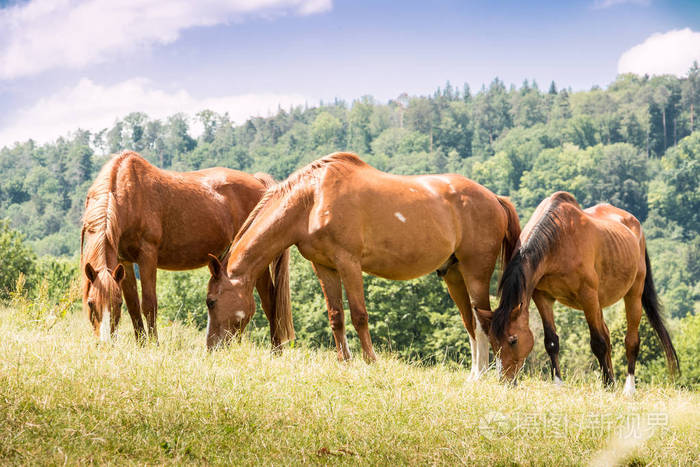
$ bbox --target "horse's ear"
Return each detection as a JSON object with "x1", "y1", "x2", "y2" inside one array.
[
  {"x1": 474, "y1": 307, "x2": 493, "y2": 333},
  {"x1": 85, "y1": 263, "x2": 97, "y2": 283},
  {"x1": 113, "y1": 264, "x2": 126, "y2": 283},
  {"x1": 510, "y1": 303, "x2": 522, "y2": 320},
  {"x1": 208, "y1": 254, "x2": 222, "y2": 279}
]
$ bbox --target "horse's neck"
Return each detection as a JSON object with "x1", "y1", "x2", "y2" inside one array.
[
  {"x1": 521, "y1": 253, "x2": 549, "y2": 300},
  {"x1": 227, "y1": 194, "x2": 307, "y2": 282}
]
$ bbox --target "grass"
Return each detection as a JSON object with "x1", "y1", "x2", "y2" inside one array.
[{"x1": 0, "y1": 306, "x2": 698, "y2": 466}]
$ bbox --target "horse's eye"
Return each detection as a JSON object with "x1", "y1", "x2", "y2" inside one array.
[
  {"x1": 508, "y1": 335, "x2": 518, "y2": 346},
  {"x1": 206, "y1": 298, "x2": 216, "y2": 309}
]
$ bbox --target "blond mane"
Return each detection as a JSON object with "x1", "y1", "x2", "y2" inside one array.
[
  {"x1": 81, "y1": 151, "x2": 140, "y2": 268},
  {"x1": 233, "y1": 152, "x2": 365, "y2": 244}
]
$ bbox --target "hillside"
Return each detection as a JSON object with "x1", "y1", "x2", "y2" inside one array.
[{"x1": 1, "y1": 307, "x2": 698, "y2": 465}]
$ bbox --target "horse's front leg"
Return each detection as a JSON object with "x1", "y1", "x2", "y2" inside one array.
[
  {"x1": 532, "y1": 290, "x2": 562, "y2": 384},
  {"x1": 255, "y1": 270, "x2": 281, "y2": 351},
  {"x1": 441, "y1": 267, "x2": 480, "y2": 380},
  {"x1": 335, "y1": 257, "x2": 377, "y2": 363},
  {"x1": 121, "y1": 261, "x2": 146, "y2": 343},
  {"x1": 138, "y1": 245, "x2": 159, "y2": 343},
  {"x1": 459, "y1": 263, "x2": 494, "y2": 379}
]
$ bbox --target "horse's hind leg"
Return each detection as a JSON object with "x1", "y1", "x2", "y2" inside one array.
[
  {"x1": 458, "y1": 261, "x2": 494, "y2": 379},
  {"x1": 122, "y1": 261, "x2": 146, "y2": 343},
  {"x1": 581, "y1": 287, "x2": 615, "y2": 386},
  {"x1": 312, "y1": 263, "x2": 351, "y2": 361},
  {"x1": 335, "y1": 257, "x2": 377, "y2": 363},
  {"x1": 532, "y1": 290, "x2": 562, "y2": 384},
  {"x1": 622, "y1": 281, "x2": 643, "y2": 396},
  {"x1": 441, "y1": 267, "x2": 479, "y2": 379}
]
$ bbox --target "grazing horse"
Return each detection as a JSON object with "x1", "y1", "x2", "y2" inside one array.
[
  {"x1": 81, "y1": 151, "x2": 293, "y2": 347},
  {"x1": 475, "y1": 192, "x2": 679, "y2": 394},
  {"x1": 205, "y1": 152, "x2": 520, "y2": 378}
]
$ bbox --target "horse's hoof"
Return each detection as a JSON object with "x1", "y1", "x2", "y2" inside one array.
[
  {"x1": 554, "y1": 376, "x2": 564, "y2": 386},
  {"x1": 467, "y1": 369, "x2": 481, "y2": 382}
]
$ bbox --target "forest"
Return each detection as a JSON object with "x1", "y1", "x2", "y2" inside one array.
[{"x1": 1, "y1": 68, "x2": 698, "y2": 387}]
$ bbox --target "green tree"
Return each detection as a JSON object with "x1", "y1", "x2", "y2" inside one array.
[
  {"x1": 0, "y1": 219, "x2": 36, "y2": 298},
  {"x1": 648, "y1": 131, "x2": 700, "y2": 237}
]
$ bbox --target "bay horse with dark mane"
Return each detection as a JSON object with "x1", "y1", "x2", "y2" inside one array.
[
  {"x1": 475, "y1": 191, "x2": 679, "y2": 394},
  {"x1": 81, "y1": 151, "x2": 293, "y2": 347},
  {"x1": 205, "y1": 152, "x2": 520, "y2": 379}
]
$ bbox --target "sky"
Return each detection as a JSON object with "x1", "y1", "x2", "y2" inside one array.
[{"x1": 0, "y1": 0, "x2": 699, "y2": 148}]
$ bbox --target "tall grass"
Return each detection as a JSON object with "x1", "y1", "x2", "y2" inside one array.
[{"x1": 0, "y1": 307, "x2": 698, "y2": 465}]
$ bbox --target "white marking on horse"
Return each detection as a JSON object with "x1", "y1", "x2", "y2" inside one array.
[
  {"x1": 100, "y1": 309, "x2": 111, "y2": 342},
  {"x1": 554, "y1": 375, "x2": 563, "y2": 386},
  {"x1": 472, "y1": 311, "x2": 490, "y2": 377},
  {"x1": 623, "y1": 374, "x2": 635, "y2": 396},
  {"x1": 394, "y1": 212, "x2": 407, "y2": 223},
  {"x1": 409, "y1": 188, "x2": 417, "y2": 193},
  {"x1": 234, "y1": 310, "x2": 246, "y2": 321}
]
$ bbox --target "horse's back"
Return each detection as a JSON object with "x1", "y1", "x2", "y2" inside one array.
[
  {"x1": 91, "y1": 153, "x2": 266, "y2": 269},
  {"x1": 584, "y1": 203, "x2": 643, "y2": 241},
  {"x1": 304, "y1": 164, "x2": 506, "y2": 279}
]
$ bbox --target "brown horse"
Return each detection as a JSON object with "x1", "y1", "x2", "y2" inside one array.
[
  {"x1": 475, "y1": 192, "x2": 679, "y2": 394},
  {"x1": 206, "y1": 152, "x2": 520, "y2": 378},
  {"x1": 81, "y1": 151, "x2": 293, "y2": 347}
]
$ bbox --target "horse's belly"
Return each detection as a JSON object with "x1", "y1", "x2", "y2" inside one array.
[{"x1": 362, "y1": 250, "x2": 452, "y2": 281}]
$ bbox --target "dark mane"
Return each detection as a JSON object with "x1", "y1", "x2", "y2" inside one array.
[
  {"x1": 492, "y1": 192, "x2": 579, "y2": 337},
  {"x1": 232, "y1": 152, "x2": 366, "y2": 244}
]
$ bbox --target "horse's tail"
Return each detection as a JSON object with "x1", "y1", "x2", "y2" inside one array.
[
  {"x1": 254, "y1": 172, "x2": 295, "y2": 345},
  {"x1": 496, "y1": 196, "x2": 521, "y2": 273},
  {"x1": 641, "y1": 247, "x2": 680, "y2": 377},
  {"x1": 271, "y1": 247, "x2": 294, "y2": 344}
]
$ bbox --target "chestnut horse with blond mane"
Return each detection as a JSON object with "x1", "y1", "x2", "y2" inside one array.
[
  {"x1": 475, "y1": 191, "x2": 679, "y2": 394},
  {"x1": 206, "y1": 152, "x2": 520, "y2": 379},
  {"x1": 81, "y1": 151, "x2": 293, "y2": 347}
]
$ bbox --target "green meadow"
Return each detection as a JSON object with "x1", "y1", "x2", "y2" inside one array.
[{"x1": 1, "y1": 306, "x2": 697, "y2": 466}]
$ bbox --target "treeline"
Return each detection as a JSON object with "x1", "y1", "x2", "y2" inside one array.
[{"x1": 1, "y1": 68, "x2": 698, "y2": 386}]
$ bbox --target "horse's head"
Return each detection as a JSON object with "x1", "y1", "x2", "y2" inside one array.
[
  {"x1": 476, "y1": 303, "x2": 534, "y2": 383},
  {"x1": 205, "y1": 254, "x2": 255, "y2": 349},
  {"x1": 83, "y1": 262, "x2": 125, "y2": 341}
]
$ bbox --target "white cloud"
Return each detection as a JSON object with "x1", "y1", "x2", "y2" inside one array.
[
  {"x1": 593, "y1": 0, "x2": 649, "y2": 9},
  {"x1": 617, "y1": 28, "x2": 700, "y2": 77},
  {"x1": 0, "y1": 77, "x2": 312, "y2": 147},
  {"x1": 0, "y1": 0, "x2": 332, "y2": 79}
]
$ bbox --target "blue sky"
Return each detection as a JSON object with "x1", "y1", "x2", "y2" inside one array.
[{"x1": 1, "y1": 0, "x2": 699, "y2": 147}]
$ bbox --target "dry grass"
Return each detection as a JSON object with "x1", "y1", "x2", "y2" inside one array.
[{"x1": 0, "y1": 306, "x2": 698, "y2": 465}]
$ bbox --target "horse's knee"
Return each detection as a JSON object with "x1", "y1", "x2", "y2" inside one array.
[
  {"x1": 350, "y1": 309, "x2": 369, "y2": 328},
  {"x1": 328, "y1": 308, "x2": 344, "y2": 331}
]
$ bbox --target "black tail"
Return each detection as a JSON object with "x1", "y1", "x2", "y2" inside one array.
[{"x1": 642, "y1": 248, "x2": 680, "y2": 377}]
